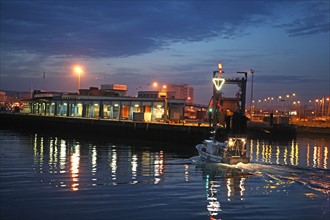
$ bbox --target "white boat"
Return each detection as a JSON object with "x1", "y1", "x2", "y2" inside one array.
[
  {"x1": 195, "y1": 138, "x2": 228, "y2": 163},
  {"x1": 195, "y1": 136, "x2": 250, "y2": 164}
]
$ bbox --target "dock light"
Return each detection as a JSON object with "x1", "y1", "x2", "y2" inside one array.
[
  {"x1": 212, "y1": 78, "x2": 225, "y2": 91},
  {"x1": 153, "y1": 82, "x2": 158, "y2": 87},
  {"x1": 218, "y1": 62, "x2": 222, "y2": 75},
  {"x1": 74, "y1": 65, "x2": 83, "y2": 74},
  {"x1": 73, "y1": 65, "x2": 83, "y2": 91}
]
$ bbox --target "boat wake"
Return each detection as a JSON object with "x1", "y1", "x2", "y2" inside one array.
[
  {"x1": 236, "y1": 162, "x2": 330, "y2": 195},
  {"x1": 189, "y1": 156, "x2": 330, "y2": 195}
]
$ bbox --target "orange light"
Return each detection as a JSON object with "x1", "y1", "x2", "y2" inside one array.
[
  {"x1": 218, "y1": 62, "x2": 222, "y2": 75},
  {"x1": 162, "y1": 85, "x2": 167, "y2": 89},
  {"x1": 218, "y1": 63, "x2": 222, "y2": 70},
  {"x1": 153, "y1": 82, "x2": 158, "y2": 87},
  {"x1": 73, "y1": 65, "x2": 83, "y2": 75}
]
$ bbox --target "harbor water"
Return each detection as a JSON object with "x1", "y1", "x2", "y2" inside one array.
[{"x1": 0, "y1": 129, "x2": 329, "y2": 220}]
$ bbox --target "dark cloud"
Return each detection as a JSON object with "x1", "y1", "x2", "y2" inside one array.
[
  {"x1": 1, "y1": 0, "x2": 328, "y2": 102},
  {"x1": 2, "y1": 0, "x2": 328, "y2": 58},
  {"x1": 1, "y1": 1, "x2": 272, "y2": 58},
  {"x1": 255, "y1": 74, "x2": 321, "y2": 84},
  {"x1": 275, "y1": 0, "x2": 330, "y2": 37}
]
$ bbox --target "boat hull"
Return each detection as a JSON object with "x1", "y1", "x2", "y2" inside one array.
[
  {"x1": 195, "y1": 137, "x2": 251, "y2": 164},
  {"x1": 222, "y1": 156, "x2": 250, "y2": 165},
  {"x1": 196, "y1": 144, "x2": 223, "y2": 163}
]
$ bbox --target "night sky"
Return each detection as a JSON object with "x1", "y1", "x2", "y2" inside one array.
[{"x1": 1, "y1": 0, "x2": 329, "y2": 104}]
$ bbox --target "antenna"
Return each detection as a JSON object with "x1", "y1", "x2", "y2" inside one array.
[{"x1": 42, "y1": 71, "x2": 46, "y2": 91}]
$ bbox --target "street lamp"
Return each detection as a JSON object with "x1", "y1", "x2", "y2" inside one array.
[{"x1": 73, "y1": 65, "x2": 83, "y2": 91}]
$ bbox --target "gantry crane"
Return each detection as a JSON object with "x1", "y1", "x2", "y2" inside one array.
[{"x1": 208, "y1": 71, "x2": 247, "y2": 127}]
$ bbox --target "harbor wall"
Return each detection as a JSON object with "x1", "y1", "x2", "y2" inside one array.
[
  {"x1": 0, "y1": 113, "x2": 306, "y2": 143},
  {"x1": 0, "y1": 113, "x2": 213, "y2": 144}
]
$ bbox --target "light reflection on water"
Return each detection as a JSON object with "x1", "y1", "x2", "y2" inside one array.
[
  {"x1": 197, "y1": 163, "x2": 252, "y2": 219},
  {"x1": 249, "y1": 138, "x2": 329, "y2": 169},
  {"x1": 32, "y1": 133, "x2": 166, "y2": 191},
  {"x1": 1, "y1": 130, "x2": 329, "y2": 220}
]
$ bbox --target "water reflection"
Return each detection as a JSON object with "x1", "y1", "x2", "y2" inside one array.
[
  {"x1": 32, "y1": 134, "x2": 165, "y2": 190},
  {"x1": 70, "y1": 143, "x2": 80, "y2": 191},
  {"x1": 249, "y1": 138, "x2": 329, "y2": 169},
  {"x1": 197, "y1": 163, "x2": 250, "y2": 219},
  {"x1": 3, "y1": 131, "x2": 329, "y2": 219},
  {"x1": 110, "y1": 147, "x2": 117, "y2": 182},
  {"x1": 32, "y1": 134, "x2": 329, "y2": 192}
]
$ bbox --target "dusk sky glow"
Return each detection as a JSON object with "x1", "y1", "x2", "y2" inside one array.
[{"x1": 1, "y1": 0, "x2": 329, "y2": 104}]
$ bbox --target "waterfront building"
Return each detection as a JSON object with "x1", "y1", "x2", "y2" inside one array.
[
  {"x1": 137, "y1": 91, "x2": 176, "y2": 99},
  {"x1": 220, "y1": 97, "x2": 240, "y2": 113},
  {"x1": 101, "y1": 84, "x2": 127, "y2": 96},
  {"x1": 79, "y1": 84, "x2": 127, "y2": 97},
  {"x1": 0, "y1": 90, "x2": 31, "y2": 110},
  {"x1": 167, "y1": 83, "x2": 194, "y2": 103},
  {"x1": 29, "y1": 88, "x2": 185, "y2": 123}
]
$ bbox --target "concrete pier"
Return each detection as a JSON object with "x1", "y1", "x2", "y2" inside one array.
[
  {"x1": 0, "y1": 113, "x2": 302, "y2": 143},
  {"x1": 0, "y1": 113, "x2": 214, "y2": 144}
]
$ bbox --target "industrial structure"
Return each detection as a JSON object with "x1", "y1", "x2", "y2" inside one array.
[{"x1": 208, "y1": 63, "x2": 248, "y2": 130}]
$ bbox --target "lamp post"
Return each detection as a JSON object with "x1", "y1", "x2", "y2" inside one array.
[
  {"x1": 73, "y1": 65, "x2": 83, "y2": 92},
  {"x1": 327, "y1": 97, "x2": 330, "y2": 117},
  {"x1": 161, "y1": 84, "x2": 168, "y2": 122},
  {"x1": 315, "y1": 99, "x2": 319, "y2": 117},
  {"x1": 249, "y1": 69, "x2": 255, "y2": 118}
]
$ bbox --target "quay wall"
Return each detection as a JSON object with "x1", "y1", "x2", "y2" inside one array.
[
  {"x1": 296, "y1": 125, "x2": 330, "y2": 136},
  {"x1": 0, "y1": 113, "x2": 213, "y2": 144},
  {"x1": 1, "y1": 113, "x2": 308, "y2": 143}
]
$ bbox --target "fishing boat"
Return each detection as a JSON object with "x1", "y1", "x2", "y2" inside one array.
[
  {"x1": 196, "y1": 134, "x2": 250, "y2": 164},
  {"x1": 195, "y1": 138, "x2": 227, "y2": 163}
]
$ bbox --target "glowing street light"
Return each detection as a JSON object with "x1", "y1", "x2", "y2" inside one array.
[
  {"x1": 73, "y1": 65, "x2": 83, "y2": 91},
  {"x1": 218, "y1": 62, "x2": 223, "y2": 75},
  {"x1": 152, "y1": 82, "x2": 158, "y2": 88}
]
